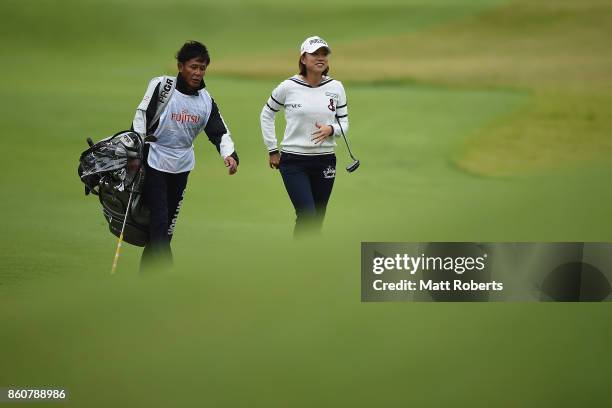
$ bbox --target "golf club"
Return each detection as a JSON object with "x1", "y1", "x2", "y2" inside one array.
[
  {"x1": 335, "y1": 115, "x2": 360, "y2": 172},
  {"x1": 110, "y1": 168, "x2": 142, "y2": 275}
]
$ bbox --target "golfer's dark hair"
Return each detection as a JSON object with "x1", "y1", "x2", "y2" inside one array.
[
  {"x1": 176, "y1": 41, "x2": 210, "y2": 65},
  {"x1": 299, "y1": 55, "x2": 329, "y2": 76}
]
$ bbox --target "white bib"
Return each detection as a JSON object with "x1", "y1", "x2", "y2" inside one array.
[{"x1": 147, "y1": 90, "x2": 213, "y2": 173}]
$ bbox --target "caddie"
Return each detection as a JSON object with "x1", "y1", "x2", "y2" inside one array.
[{"x1": 132, "y1": 40, "x2": 239, "y2": 271}]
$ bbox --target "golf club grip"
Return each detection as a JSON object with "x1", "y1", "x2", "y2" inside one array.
[
  {"x1": 110, "y1": 235, "x2": 123, "y2": 274},
  {"x1": 110, "y1": 172, "x2": 140, "y2": 275}
]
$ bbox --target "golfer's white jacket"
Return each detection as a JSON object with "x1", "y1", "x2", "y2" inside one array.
[{"x1": 260, "y1": 75, "x2": 349, "y2": 155}]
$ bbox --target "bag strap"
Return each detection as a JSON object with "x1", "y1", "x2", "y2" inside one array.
[{"x1": 150, "y1": 76, "x2": 176, "y2": 133}]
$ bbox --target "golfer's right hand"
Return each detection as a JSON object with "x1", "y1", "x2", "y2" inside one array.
[{"x1": 269, "y1": 152, "x2": 280, "y2": 169}]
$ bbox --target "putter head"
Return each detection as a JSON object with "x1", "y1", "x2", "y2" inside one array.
[{"x1": 346, "y1": 160, "x2": 360, "y2": 173}]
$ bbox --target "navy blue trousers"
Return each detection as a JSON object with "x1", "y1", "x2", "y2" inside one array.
[
  {"x1": 141, "y1": 163, "x2": 189, "y2": 270},
  {"x1": 279, "y1": 153, "x2": 336, "y2": 236}
]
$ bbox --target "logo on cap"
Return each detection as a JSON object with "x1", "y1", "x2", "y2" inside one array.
[{"x1": 301, "y1": 36, "x2": 331, "y2": 54}]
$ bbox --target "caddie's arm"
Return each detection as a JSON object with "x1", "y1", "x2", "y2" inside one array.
[{"x1": 204, "y1": 99, "x2": 239, "y2": 175}]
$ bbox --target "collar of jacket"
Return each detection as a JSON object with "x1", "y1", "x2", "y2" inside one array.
[{"x1": 176, "y1": 73, "x2": 205, "y2": 95}]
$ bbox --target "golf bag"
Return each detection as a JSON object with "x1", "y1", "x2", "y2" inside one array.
[{"x1": 78, "y1": 130, "x2": 151, "y2": 247}]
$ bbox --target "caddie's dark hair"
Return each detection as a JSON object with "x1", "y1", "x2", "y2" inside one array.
[
  {"x1": 299, "y1": 53, "x2": 329, "y2": 77},
  {"x1": 176, "y1": 41, "x2": 210, "y2": 64}
]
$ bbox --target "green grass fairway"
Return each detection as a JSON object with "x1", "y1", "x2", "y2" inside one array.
[{"x1": 1, "y1": 0, "x2": 611, "y2": 406}]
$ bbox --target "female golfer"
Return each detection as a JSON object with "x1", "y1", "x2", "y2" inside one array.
[{"x1": 260, "y1": 36, "x2": 349, "y2": 236}]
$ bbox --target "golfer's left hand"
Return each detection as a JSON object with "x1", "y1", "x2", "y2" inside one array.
[
  {"x1": 311, "y1": 122, "x2": 334, "y2": 145},
  {"x1": 224, "y1": 156, "x2": 238, "y2": 175}
]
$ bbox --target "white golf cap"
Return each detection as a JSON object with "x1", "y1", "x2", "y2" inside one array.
[{"x1": 300, "y1": 36, "x2": 331, "y2": 55}]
